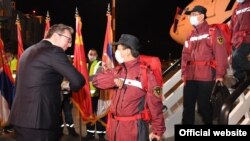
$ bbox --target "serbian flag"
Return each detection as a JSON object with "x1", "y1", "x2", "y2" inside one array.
[
  {"x1": 102, "y1": 10, "x2": 114, "y2": 69},
  {"x1": 0, "y1": 39, "x2": 15, "y2": 127},
  {"x1": 44, "y1": 11, "x2": 50, "y2": 38},
  {"x1": 72, "y1": 11, "x2": 93, "y2": 121},
  {"x1": 96, "y1": 8, "x2": 115, "y2": 126},
  {"x1": 173, "y1": 7, "x2": 183, "y2": 33},
  {"x1": 16, "y1": 15, "x2": 24, "y2": 71}
]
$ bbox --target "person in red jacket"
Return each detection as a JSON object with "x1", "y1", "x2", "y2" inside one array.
[
  {"x1": 181, "y1": 5, "x2": 228, "y2": 124},
  {"x1": 230, "y1": 0, "x2": 250, "y2": 88},
  {"x1": 92, "y1": 34, "x2": 166, "y2": 141}
]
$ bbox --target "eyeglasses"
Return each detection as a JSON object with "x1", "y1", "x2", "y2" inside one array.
[{"x1": 57, "y1": 33, "x2": 72, "y2": 43}]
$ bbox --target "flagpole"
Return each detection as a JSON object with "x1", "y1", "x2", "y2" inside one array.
[
  {"x1": 75, "y1": 8, "x2": 83, "y2": 141},
  {"x1": 111, "y1": 0, "x2": 116, "y2": 40},
  {"x1": 44, "y1": 10, "x2": 50, "y2": 38}
]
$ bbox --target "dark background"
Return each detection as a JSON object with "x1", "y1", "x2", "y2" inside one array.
[{"x1": 14, "y1": 0, "x2": 192, "y2": 60}]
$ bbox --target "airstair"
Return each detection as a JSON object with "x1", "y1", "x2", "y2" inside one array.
[{"x1": 161, "y1": 60, "x2": 250, "y2": 139}]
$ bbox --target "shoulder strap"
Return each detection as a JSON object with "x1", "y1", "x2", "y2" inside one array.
[
  {"x1": 209, "y1": 25, "x2": 216, "y2": 48},
  {"x1": 140, "y1": 63, "x2": 149, "y2": 91},
  {"x1": 139, "y1": 63, "x2": 151, "y2": 120}
]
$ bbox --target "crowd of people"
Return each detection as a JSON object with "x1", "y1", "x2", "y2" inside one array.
[{"x1": 1, "y1": 0, "x2": 249, "y2": 140}]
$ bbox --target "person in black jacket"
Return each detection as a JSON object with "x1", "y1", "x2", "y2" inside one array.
[
  {"x1": 9, "y1": 24, "x2": 85, "y2": 141},
  {"x1": 60, "y1": 58, "x2": 79, "y2": 137}
]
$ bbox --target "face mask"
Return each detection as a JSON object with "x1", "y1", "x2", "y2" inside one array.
[
  {"x1": 88, "y1": 55, "x2": 97, "y2": 62},
  {"x1": 115, "y1": 50, "x2": 124, "y2": 64},
  {"x1": 189, "y1": 16, "x2": 200, "y2": 26},
  {"x1": 237, "y1": 0, "x2": 245, "y2": 3}
]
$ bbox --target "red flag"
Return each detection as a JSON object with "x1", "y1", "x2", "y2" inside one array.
[
  {"x1": 16, "y1": 15, "x2": 24, "y2": 71},
  {"x1": 44, "y1": 11, "x2": 50, "y2": 38},
  {"x1": 0, "y1": 38, "x2": 15, "y2": 127},
  {"x1": 102, "y1": 11, "x2": 114, "y2": 69},
  {"x1": 97, "y1": 8, "x2": 115, "y2": 128},
  {"x1": 72, "y1": 12, "x2": 93, "y2": 121},
  {"x1": 16, "y1": 15, "x2": 24, "y2": 60},
  {"x1": 173, "y1": 7, "x2": 183, "y2": 33}
]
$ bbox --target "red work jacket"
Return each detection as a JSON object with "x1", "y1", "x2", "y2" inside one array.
[
  {"x1": 92, "y1": 58, "x2": 166, "y2": 141},
  {"x1": 181, "y1": 21, "x2": 228, "y2": 81},
  {"x1": 230, "y1": 0, "x2": 250, "y2": 47}
]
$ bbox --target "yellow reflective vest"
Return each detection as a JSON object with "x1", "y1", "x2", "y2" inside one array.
[
  {"x1": 88, "y1": 60, "x2": 101, "y2": 97},
  {"x1": 9, "y1": 57, "x2": 17, "y2": 74}
]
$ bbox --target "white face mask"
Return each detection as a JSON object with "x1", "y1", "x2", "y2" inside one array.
[
  {"x1": 189, "y1": 16, "x2": 200, "y2": 26},
  {"x1": 88, "y1": 55, "x2": 97, "y2": 62},
  {"x1": 115, "y1": 50, "x2": 124, "y2": 64},
  {"x1": 237, "y1": 0, "x2": 245, "y2": 3}
]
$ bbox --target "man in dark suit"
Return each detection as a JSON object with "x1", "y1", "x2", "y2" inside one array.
[{"x1": 9, "y1": 24, "x2": 85, "y2": 141}]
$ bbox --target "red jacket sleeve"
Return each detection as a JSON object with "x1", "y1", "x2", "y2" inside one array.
[
  {"x1": 146, "y1": 70, "x2": 166, "y2": 136},
  {"x1": 181, "y1": 37, "x2": 192, "y2": 78},
  {"x1": 92, "y1": 70, "x2": 116, "y2": 89},
  {"x1": 213, "y1": 28, "x2": 228, "y2": 79}
]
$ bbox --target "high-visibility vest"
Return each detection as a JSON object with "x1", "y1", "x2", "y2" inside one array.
[
  {"x1": 8, "y1": 57, "x2": 17, "y2": 74},
  {"x1": 89, "y1": 60, "x2": 101, "y2": 97}
]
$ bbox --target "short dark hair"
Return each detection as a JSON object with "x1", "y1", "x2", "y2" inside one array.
[
  {"x1": 122, "y1": 44, "x2": 140, "y2": 58},
  {"x1": 45, "y1": 24, "x2": 74, "y2": 38}
]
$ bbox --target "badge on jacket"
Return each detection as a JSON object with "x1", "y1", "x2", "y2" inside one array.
[
  {"x1": 217, "y1": 36, "x2": 224, "y2": 45},
  {"x1": 153, "y1": 86, "x2": 162, "y2": 98}
]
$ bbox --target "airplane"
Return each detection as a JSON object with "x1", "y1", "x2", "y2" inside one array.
[{"x1": 170, "y1": 0, "x2": 238, "y2": 45}]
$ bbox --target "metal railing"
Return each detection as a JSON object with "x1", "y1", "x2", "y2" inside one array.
[
  {"x1": 162, "y1": 58, "x2": 181, "y2": 77},
  {"x1": 219, "y1": 76, "x2": 250, "y2": 124},
  {"x1": 162, "y1": 60, "x2": 250, "y2": 139}
]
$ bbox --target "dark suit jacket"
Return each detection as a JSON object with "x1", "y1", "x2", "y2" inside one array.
[{"x1": 9, "y1": 40, "x2": 85, "y2": 129}]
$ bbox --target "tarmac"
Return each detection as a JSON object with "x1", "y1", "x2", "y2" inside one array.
[
  {"x1": 0, "y1": 133, "x2": 88, "y2": 141},
  {"x1": 0, "y1": 102, "x2": 174, "y2": 141},
  {"x1": 0, "y1": 131, "x2": 173, "y2": 141},
  {"x1": 0, "y1": 105, "x2": 105, "y2": 141},
  {"x1": 0, "y1": 122, "x2": 103, "y2": 141}
]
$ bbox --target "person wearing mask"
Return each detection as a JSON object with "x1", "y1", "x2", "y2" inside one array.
[
  {"x1": 4, "y1": 41, "x2": 18, "y2": 78},
  {"x1": 5, "y1": 51, "x2": 17, "y2": 76},
  {"x1": 9, "y1": 24, "x2": 85, "y2": 141},
  {"x1": 92, "y1": 34, "x2": 166, "y2": 141},
  {"x1": 230, "y1": 0, "x2": 250, "y2": 88},
  {"x1": 181, "y1": 5, "x2": 228, "y2": 124},
  {"x1": 83, "y1": 48, "x2": 107, "y2": 141}
]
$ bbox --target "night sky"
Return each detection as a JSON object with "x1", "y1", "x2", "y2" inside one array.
[{"x1": 14, "y1": 0, "x2": 192, "y2": 60}]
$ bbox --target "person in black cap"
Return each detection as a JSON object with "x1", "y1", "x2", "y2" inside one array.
[
  {"x1": 184, "y1": 5, "x2": 207, "y2": 26},
  {"x1": 181, "y1": 5, "x2": 228, "y2": 124},
  {"x1": 92, "y1": 34, "x2": 166, "y2": 141}
]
